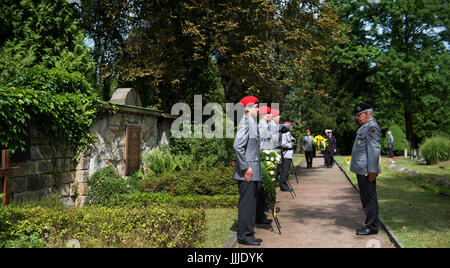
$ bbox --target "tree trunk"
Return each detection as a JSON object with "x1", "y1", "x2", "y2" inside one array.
[{"x1": 404, "y1": 109, "x2": 416, "y2": 149}]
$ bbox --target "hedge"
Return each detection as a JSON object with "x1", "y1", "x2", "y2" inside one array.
[
  {"x1": 117, "y1": 192, "x2": 239, "y2": 208},
  {"x1": 0, "y1": 205, "x2": 205, "y2": 248}
]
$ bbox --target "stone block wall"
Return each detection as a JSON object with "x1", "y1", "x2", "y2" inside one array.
[{"x1": 9, "y1": 104, "x2": 175, "y2": 207}]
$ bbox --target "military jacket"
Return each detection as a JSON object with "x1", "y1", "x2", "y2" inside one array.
[
  {"x1": 302, "y1": 135, "x2": 314, "y2": 152},
  {"x1": 258, "y1": 120, "x2": 273, "y2": 150},
  {"x1": 326, "y1": 135, "x2": 337, "y2": 152},
  {"x1": 268, "y1": 121, "x2": 280, "y2": 150},
  {"x1": 350, "y1": 118, "x2": 382, "y2": 175},
  {"x1": 388, "y1": 135, "x2": 394, "y2": 145},
  {"x1": 281, "y1": 131, "x2": 296, "y2": 159},
  {"x1": 234, "y1": 115, "x2": 261, "y2": 181}
]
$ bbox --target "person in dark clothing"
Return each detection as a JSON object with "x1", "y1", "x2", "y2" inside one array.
[{"x1": 325, "y1": 130, "x2": 337, "y2": 168}]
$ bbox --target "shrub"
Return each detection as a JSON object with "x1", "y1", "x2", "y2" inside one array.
[
  {"x1": 169, "y1": 135, "x2": 235, "y2": 167},
  {"x1": 419, "y1": 136, "x2": 450, "y2": 165},
  {"x1": 87, "y1": 166, "x2": 140, "y2": 206},
  {"x1": 139, "y1": 166, "x2": 237, "y2": 196},
  {"x1": 0, "y1": 204, "x2": 206, "y2": 248},
  {"x1": 142, "y1": 149, "x2": 194, "y2": 175},
  {"x1": 117, "y1": 192, "x2": 239, "y2": 208}
]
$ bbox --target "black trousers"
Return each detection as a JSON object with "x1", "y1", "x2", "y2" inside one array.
[
  {"x1": 357, "y1": 174, "x2": 380, "y2": 231},
  {"x1": 388, "y1": 144, "x2": 394, "y2": 158},
  {"x1": 324, "y1": 150, "x2": 334, "y2": 167},
  {"x1": 280, "y1": 158, "x2": 292, "y2": 191},
  {"x1": 305, "y1": 151, "x2": 314, "y2": 167},
  {"x1": 237, "y1": 180, "x2": 259, "y2": 241}
]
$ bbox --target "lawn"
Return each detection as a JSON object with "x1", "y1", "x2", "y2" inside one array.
[
  {"x1": 203, "y1": 208, "x2": 237, "y2": 248},
  {"x1": 334, "y1": 155, "x2": 450, "y2": 248}
]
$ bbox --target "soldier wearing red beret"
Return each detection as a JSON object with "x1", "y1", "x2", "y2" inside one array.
[{"x1": 234, "y1": 96, "x2": 263, "y2": 245}]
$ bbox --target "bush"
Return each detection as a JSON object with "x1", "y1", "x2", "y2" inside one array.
[
  {"x1": 0, "y1": 204, "x2": 206, "y2": 248},
  {"x1": 169, "y1": 135, "x2": 235, "y2": 167},
  {"x1": 142, "y1": 149, "x2": 194, "y2": 175},
  {"x1": 117, "y1": 192, "x2": 239, "y2": 208},
  {"x1": 419, "y1": 136, "x2": 450, "y2": 165},
  {"x1": 139, "y1": 166, "x2": 237, "y2": 196},
  {"x1": 87, "y1": 166, "x2": 140, "y2": 206}
]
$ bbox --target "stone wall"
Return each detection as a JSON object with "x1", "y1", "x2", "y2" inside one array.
[{"x1": 9, "y1": 104, "x2": 175, "y2": 207}]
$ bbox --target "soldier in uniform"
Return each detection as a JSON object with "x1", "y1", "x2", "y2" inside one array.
[
  {"x1": 269, "y1": 108, "x2": 281, "y2": 154},
  {"x1": 302, "y1": 130, "x2": 314, "y2": 168},
  {"x1": 279, "y1": 122, "x2": 296, "y2": 192},
  {"x1": 258, "y1": 106, "x2": 272, "y2": 150},
  {"x1": 234, "y1": 96, "x2": 262, "y2": 245},
  {"x1": 350, "y1": 103, "x2": 381, "y2": 235},
  {"x1": 255, "y1": 106, "x2": 273, "y2": 225},
  {"x1": 325, "y1": 130, "x2": 337, "y2": 168},
  {"x1": 323, "y1": 129, "x2": 329, "y2": 166}
]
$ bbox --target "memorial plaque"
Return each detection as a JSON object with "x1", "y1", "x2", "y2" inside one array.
[{"x1": 125, "y1": 125, "x2": 141, "y2": 176}]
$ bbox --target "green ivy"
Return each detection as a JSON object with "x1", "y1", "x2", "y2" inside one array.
[{"x1": 0, "y1": 86, "x2": 111, "y2": 157}]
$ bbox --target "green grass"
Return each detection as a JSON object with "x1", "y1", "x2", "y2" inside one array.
[
  {"x1": 293, "y1": 154, "x2": 306, "y2": 167},
  {"x1": 335, "y1": 155, "x2": 450, "y2": 248},
  {"x1": 203, "y1": 208, "x2": 237, "y2": 248}
]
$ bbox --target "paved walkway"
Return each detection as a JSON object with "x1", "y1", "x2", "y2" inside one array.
[{"x1": 239, "y1": 156, "x2": 393, "y2": 248}]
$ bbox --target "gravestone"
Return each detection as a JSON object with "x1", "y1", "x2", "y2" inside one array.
[
  {"x1": 124, "y1": 125, "x2": 141, "y2": 176},
  {"x1": 110, "y1": 88, "x2": 142, "y2": 107}
]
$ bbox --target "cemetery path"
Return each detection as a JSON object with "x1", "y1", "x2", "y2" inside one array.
[{"x1": 238, "y1": 155, "x2": 393, "y2": 248}]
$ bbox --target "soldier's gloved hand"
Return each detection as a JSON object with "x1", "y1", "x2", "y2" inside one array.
[
  {"x1": 245, "y1": 167, "x2": 253, "y2": 182},
  {"x1": 366, "y1": 172, "x2": 378, "y2": 182}
]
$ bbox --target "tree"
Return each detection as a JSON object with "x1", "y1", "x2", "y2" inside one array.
[
  {"x1": 0, "y1": 0, "x2": 95, "y2": 85},
  {"x1": 331, "y1": 0, "x2": 449, "y2": 149},
  {"x1": 78, "y1": 0, "x2": 347, "y2": 111}
]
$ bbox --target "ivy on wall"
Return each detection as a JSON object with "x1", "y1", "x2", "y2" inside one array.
[{"x1": 0, "y1": 66, "x2": 115, "y2": 159}]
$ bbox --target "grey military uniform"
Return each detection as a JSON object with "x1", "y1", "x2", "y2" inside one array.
[
  {"x1": 302, "y1": 135, "x2": 314, "y2": 152},
  {"x1": 258, "y1": 120, "x2": 273, "y2": 150},
  {"x1": 280, "y1": 131, "x2": 296, "y2": 159},
  {"x1": 268, "y1": 121, "x2": 280, "y2": 151},
  {"x1": 388, "y1": 135, "x2": 394, "y2": 145},
  {"x1": 350, "y1": 118, "x2": 382, "y2": 175},
  {"x1": 234, "y1": 115, "x2": 261, "y2": 181}
]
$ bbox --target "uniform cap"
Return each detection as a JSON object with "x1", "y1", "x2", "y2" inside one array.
[
  {"x1": 306, "y1": 129, "x2": 310, "y2": 133},
  {"x1": 258, "y1": 106, "x2": 271, "y2": 115},
  {"x1": 270, "y1": 109, "x2": 280, "y2": 116},
  {"x1": 354, "y1": 103, "x2": 373, "y2": 114},
  {"x1": 284, "y1": 122, "x2": 292, "y2": 126},
  {"x1": 239, "y1": 96, "x2": 259, "y2": 106}
]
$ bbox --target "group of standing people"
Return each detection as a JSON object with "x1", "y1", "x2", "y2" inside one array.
[
  {"x1": 233, "y1": 96, "x2": 296, "y2": 246},
  {"x1": 233, "y1": 96, "x2": 383, "y2": 245},
  {"x1": 301, "y1": 129, "x2": 337, "y2": 169}
]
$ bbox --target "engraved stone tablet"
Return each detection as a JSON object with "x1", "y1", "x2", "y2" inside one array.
[{"x1": 125, "y1": 125, "x2": 141, "y2": 175}]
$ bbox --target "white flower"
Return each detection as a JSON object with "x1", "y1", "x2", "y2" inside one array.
[
  {"x1": 266, "y1": 156, "x2": 269, "y2": 160},
  {"x1": 267, "y1": 161, "x2": 271, "y2": 166},
  {"x1": 269, "y1": 171, "x2": 274, "y2": 175},
  {"x1": 271, "y1": 157, "x2": 274, "y2": 161},
  {"x1": 264, "y1": 150, "x2": 270, "y2": 155}
]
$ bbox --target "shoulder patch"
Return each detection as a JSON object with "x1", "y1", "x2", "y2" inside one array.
[{"x1": 371, "y1": 129, "x2": 376, "y2": 135}]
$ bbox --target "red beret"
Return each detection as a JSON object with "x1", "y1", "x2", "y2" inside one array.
[
  {"x1": 306, "y1": 129, "x2": 310, "y2": 133},
  {"x1": 258, "y1": 106, "x2": 271, "y2": 115},
  {"x1": 270, "y1": 109, "x2": 280, "y2": 116},
  {"x1": 284, "y1": 122, "x2": 292, "y2": 126},
  {"x1": 239, "y1": 96, "x2": 259, "y2": 106}
]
